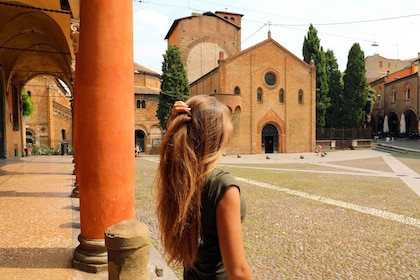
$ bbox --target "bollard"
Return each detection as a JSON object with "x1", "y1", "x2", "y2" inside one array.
[{"x1": 105, "y1": 219, "x2": 151, "y2": 280}]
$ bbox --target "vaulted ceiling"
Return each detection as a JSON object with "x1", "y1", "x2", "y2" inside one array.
[{"x1": 0, "y1": 0, "x2": 79, "y2": 90}]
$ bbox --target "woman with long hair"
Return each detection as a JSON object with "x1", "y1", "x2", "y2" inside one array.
[{"x1": 156, "y1": 95, "x2": 253, "y2": 279}]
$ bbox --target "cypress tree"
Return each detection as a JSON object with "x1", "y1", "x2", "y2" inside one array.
[
  {"x1": 325, "y1": 49, "x2": 344, "y2": 128},
  {"x1": 156, "y1": 45, "x2": 190, "y2": 130},
  {"x1": 303, "y1": 24, "x2": 330, "y2": 129},
  {"x1": 342, "y1": 43, "x2": 371, "y2": 128}
]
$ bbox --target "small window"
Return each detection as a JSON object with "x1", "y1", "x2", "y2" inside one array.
[
  {"x1": 298, "y1": 89, "x2": 304, "y2": 104},
  {"x1": 257, "y1": 87, "x2": 263, "y2": 103},
  {"x1": 264, "y1": 72, "x2": 276, "y2": 86},
  {"x1": 392, "y1": 89, "x2": 397, "y2": 103},
  {"x1": 279, "y1": 88, "x2": 284, "y2": 103},
  {"x1": 61, "y1": 129, "x2": 66, "y2": 140},
  {"x1": 136, "y1": 100, "x2": 146, "y2": 109},
  {"x1": 234, "y1": 86, "x2": 241, "y2": 95},
  {"x1": 406, "y1": 87, "x2": 411, "y2": 100}
]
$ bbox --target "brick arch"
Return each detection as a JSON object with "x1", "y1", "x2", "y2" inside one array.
[
  {"x1": 256, "y1": 110, "x2": 286, "y2": 153},
  {"x1": 185, "y1": 36, "x2": 234, "y2": 59}
]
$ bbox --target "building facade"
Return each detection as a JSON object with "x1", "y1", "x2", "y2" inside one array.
[
  {"x1": 365, "y1": 54, "x2": 413, "y2": 83},
  {"x1": 133, "y1": 63, "x2": 162, "y2": 154},
  {"x1": 370, "y1": 57, "x2": 419, "y2": 138},
  {"x1": 24, "y1": 75, "x2": 73, "y2": 150},
  {"x1": 166, "y1": 12, "x2": 316, "y2": 154},
  {"x1": 165, "y1": 11, "x2": 242, "y2": 84}
]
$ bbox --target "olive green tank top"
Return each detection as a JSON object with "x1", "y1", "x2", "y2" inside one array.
[{"x1": 183, "y1": 168, "x2": 247, "y2": 280}]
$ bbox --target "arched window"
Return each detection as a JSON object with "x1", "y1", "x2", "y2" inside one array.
[
  {"x1": 257, "y1": 87, "x2": 263, "y2": 103},
  {"x1": 279, "y1": 88, "x2": 284, "y2": 103},
  {"x1": 61, "y1": 129, "x2": 66, "y2": 140},
  {"x1": 298, "y1": 89, "x2": 304, "y2": 104},
  {"x1": 234, "y1": 86, "x2": 241, "y2": 95},
  {"x1": 136, "y1": 100, "x2": 146, "y2": 109}
]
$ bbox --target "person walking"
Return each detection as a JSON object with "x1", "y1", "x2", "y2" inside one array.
[{"x1": 156, "y1": 95, "x2": 253, "y2": 280}]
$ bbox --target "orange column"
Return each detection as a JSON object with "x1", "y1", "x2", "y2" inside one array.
[{"x1": 73, "y1": 0, "x2": 135, "y2": 272}]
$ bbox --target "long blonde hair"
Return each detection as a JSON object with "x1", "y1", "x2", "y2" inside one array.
[{"x1": 156, "y1": 95, "x2": 232, "y2": 268}]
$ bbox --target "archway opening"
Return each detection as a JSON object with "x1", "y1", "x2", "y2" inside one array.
[
  {"x1": 135, "y1": 130, "x2": 145, "y2": 153},
  {"x1": 403, "y1": 110, "x2": 418, "y2": 139},
  {"x1": 388, "y1": 112, "x2": 398, "y2": 137},
  {"x1": 261, "y1": 124, "x2": 278, "y2": 153}
]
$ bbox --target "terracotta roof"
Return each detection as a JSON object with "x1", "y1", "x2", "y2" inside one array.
[{"x1": 133, "y1": 62, "x2": 161, "y2": 77}]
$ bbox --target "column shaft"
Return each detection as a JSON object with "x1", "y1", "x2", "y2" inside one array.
[{"x1": 76, "y1": 0, "x2": 135, "y2": 241}]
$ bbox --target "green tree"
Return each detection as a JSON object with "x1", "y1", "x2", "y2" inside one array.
[
  {"x1": 303, "y1": 24, "x2": 330, "y2": 129},
  {"x1": 157, "y1": 45, "x2": 190, "y2": 130},
  {"x1": 325, "y1": 49, "x2": 344, "y2": 128},
  {"x1": 342, "y1": 43, "x2": 371, "y2": 128},
  {"x1": 22, "y1": 88, "x2": 35, "y2": 116}
]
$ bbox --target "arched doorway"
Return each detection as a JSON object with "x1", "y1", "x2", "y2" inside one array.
[
  {"x1": 262, "y1": 124, "x2": 278, "y2": 153},
  {"x1": 135, "y1": 130, "x2": 145, "y2": 153}
]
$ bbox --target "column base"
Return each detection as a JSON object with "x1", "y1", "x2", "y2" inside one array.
[
  {"x1": 71, "y1": 182, "x2": 79, "y2": 198},
  {"x1": 73, "y1": 234, "x2": 108, "y2": 273}
]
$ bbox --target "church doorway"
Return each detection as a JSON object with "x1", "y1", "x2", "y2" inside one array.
[{"x1": 262, "y1": 124, "x2": 278, "y2": 153}]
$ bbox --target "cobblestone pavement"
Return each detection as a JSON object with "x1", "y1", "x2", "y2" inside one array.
[{"x1": 136, "y1": 144, "x2": 420, "y2": 279}]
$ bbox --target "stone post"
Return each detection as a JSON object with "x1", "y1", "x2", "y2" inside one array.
[{"x1": 105, "y1": 219, "x2": 151, "y2": 280}]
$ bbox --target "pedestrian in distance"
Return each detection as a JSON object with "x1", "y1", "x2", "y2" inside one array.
[{"x1": 156, "y1": 95, "x2": 254, "y2": 280}]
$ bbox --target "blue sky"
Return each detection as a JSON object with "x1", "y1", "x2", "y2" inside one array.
[{"x1": 133, "y1": 0, "x2": 420, "y2": 74}]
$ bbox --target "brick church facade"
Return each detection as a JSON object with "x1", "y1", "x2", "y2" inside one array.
[
  {"x1": 23, "y1": 11, "x2": 316, "y2": 156},
  {"x1": 24, "y1": 76, "x2": 73, "y2": 151},
  {"x1": 165, "y1": 11, "x2": 316, "y2": 154}
]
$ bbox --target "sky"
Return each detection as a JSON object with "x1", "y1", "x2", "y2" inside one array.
[{"x1": 133, "y1": 0, "x2": 420, "y2": 74}]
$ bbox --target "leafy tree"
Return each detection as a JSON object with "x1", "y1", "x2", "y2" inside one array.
[
  {"x1": 303, "y1": 24, "x2": 330, "y2": 129},
  {"x1": 157, "y1": 45, "x2": 190, "y2": 130},
  {"x1": 22, "y1": 88, "x2": 35, "y2": 116},
  {"x1": 342, "y1": 43, "x2": 371, "y2": 128},
  {"x1": 324, "y1": 49, "x2": 344, "y2": 128}
]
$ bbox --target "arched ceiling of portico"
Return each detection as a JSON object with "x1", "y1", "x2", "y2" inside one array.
[{"x1": 0, "y1": 1, "x2": 78, "y2": 90}]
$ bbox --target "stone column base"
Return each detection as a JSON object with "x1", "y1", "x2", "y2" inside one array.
[{"x1": 73, "y1": 234, "x2": 108, "y2": 273}]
